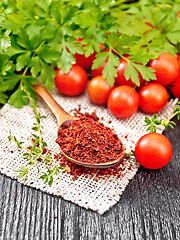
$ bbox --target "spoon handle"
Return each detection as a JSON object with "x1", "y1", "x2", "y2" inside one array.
[{"x1": 32, "y1": 82, "x2": 73, "y2": 126}]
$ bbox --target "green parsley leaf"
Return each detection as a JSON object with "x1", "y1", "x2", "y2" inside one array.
[
  {"x1": 102, "y1": 52, "x2": 119, "y2": 86},
  {"x1": 30, "y1": 56, "x2": 41, "y2": 78},
  {"x1": 56, "y1": 47, "x2": 76, "y2": 74},
  {"x1": 92, "y1": 51, "x2": 108, "y2": 70},
  {"x1": 0, "y1": 92, "x2": 8, "y2": 104},
  {"x1": 132, "y1": 63, "x2": 156, "y2": 82},
  {"x1": 124, "y1": 61, "x2": 140, "y2": 86},
  {"x1": 39, "y1": 60, "x2": 56, "y2": 90},
  {"x1": 16, "y1": 51, "x2": 31, "y2": 71},
  {"x1": 9, "y1": 85, "x2": 29, "y2": 108},
  {"x1": 0, "y1": 74, "x2": 21, "y2": 92}
]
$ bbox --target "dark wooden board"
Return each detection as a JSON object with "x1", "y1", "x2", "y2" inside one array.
[{"x1": 0, "y1": 119, "x2": 180, "y2": 240}]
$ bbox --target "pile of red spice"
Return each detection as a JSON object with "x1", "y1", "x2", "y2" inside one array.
[{"x1": 56, "y1": 115, "x2": 123, "y2": 164}]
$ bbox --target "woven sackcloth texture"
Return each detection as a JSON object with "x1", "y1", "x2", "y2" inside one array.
[{"x1": 0, "y1": 88, "x2": 178, "y2": 214}]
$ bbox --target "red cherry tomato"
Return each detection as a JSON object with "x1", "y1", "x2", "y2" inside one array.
[
  {"x1": 115, "y1": 58, "x2": 145, "y2": 87},
  {"x1": 75, "y1": 52, "x2": 96, "y2": 69},
  {"x1": 139, "y1": 82, "x2": 169, "y2": 113},
  {"x1": 87, "y1": 76, "x2": 114, "y2": 105},
  {"x1": 171, "y1": 73, "x2": 180, "y2": 98},
  {"x1": 135, "y1": 133, "x2": 173, "y2": 169},
  {"x1": 148, "y1": 53, "x2": 180, "y2": 86},
  {"x1": 107, "y1": 85, "x2": 139, "y2": 118},
  {"x1": 55, "y1": 64, "x2": 88, "y2": 96}
]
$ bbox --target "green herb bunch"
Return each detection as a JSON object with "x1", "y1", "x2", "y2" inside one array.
[
  {"x1": 8, "y1": 92, "x2": 63, "y2": 185},
  {"x1": 115, "y1": 0, "x2": 180, "y2": 55},
  {"x1": 0, "y1": 0, "x2": 179, "y2": 107}
]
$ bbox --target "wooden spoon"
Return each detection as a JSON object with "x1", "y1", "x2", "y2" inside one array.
[{"x1": 33, "y1": 82, "x2": 124, "y2": 168}]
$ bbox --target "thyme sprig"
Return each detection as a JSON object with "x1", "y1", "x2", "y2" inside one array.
[
  {"x1": 8, "y1": 95, "x2": 63, "y2": 185},
  {"x1": 145, "y1": 101, "x2": 180, "y2": 133}
]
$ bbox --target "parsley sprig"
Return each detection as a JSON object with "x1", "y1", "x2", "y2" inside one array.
[
  {"x1": 145, "y1": 101, "x2": 180, "y2": 133},
  {"x1": 0, "y1": 0, "x2": 179, "y2": 107},
  {"x1": 8, "y1": 94, "x2": 63, "y2": 185}
]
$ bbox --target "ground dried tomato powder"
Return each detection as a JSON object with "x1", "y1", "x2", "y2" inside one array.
[{"x1": 56, "y1": 115, "x2": 123, "y2": 165}]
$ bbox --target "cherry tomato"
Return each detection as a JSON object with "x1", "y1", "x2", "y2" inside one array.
[
  {"x1": 171, "y1": 73, "x2": 180, "y2": 98},
  {"x1": 107, "y1": 85, "x2": 139, "y2": 118},
  {"x1": 135, "y1": 133, "x2": 173, "y2": 169},
  {"x1": 148, "y1": 53, "x2": 180, "y2": 86},
  {"x1": 55, "y1": 64, "x2": 88, "y2": 96},
  {"x1": 75, "y1": 52, "x2": 96, "y2": 69},
  {"x1": 139, "y1": 82, "x2": 169, "y2": 113},
  {"x1": 87, "y1": 76, "x2": 114, "y2": 105},
  {"x1": 115, "y1": 58, "x2": 145, "y2": 87}
]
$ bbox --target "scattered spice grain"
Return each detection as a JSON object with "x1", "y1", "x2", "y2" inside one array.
[{"x1": 54, "y1": 153, "x2": 130, "y2": 181}]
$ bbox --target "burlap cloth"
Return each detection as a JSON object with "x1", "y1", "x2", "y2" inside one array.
[{"x1": 0, "y1": 88, "x2": 178, "y2": 214}]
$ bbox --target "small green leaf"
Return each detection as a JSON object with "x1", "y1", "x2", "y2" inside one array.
[
  {"x1": 32, "y1": 126, "x2": 38, "y2": 131},
  {"x1": 56, "y1": 47, "x2": 76, "y2": 74},
  {"x1": 0, "y1": 92, "x2": 8, "y2": 104},
  {"x1": 16, "y1": 52, "x2": 31, "y2": 71},
  {"x1": 40, "y1": 60, "x2": 56, "y2": 90},
  {"x1": 116, "y1": 34, "x2": 141, "y2": 48},
  {"x1": 144, "y1": 117, "x2": 151, "y2": 124},
  {"x1": 23, "y1": 153, "x2": 29, "y2": 157},
  {"x1": 124, "y1": 61, "x2": 140, "y2": 86},
  {"x1": 102, "y1": 53, "x2": 119, "y2": 86},
  {"x1": 17, "y1": 28, "x2": 32, "y2": 50},
  {"x1": 0, "y1": 30, "x2": 11, "y2": 53},
  {"x1": 30, "y1": 56, "x2": 41, "y2": 77},
  {"x1": 26, "y1": 24, "x2": 42, "y2": 39},
  {"x1": 0, "y1": 74, "x2": 21, "y2": 92},
  {"x1": 49, "y1": 175, "x2": 53, "y2": 185},
  {"x1": 92, "y1": 51, "x2": 108, "y2": 70},
  {"x1": 144, "y1": 114, "x2": 162, "y2": 133},
  {"x1": 9, "y1": 85, "x2": 29, "y2": 108},
  {"x1": 58, "y1": 166, "x2": 64, "y2": 170},
  {"x1": 130, "y1": 51, "x2": 154, "y2": 65},
  {"x1": 38, "y1": 45, "x2": 59, "y2": 63},
  {"x1": 132, "y1": 63, "x2": 156, "y2": 83}
]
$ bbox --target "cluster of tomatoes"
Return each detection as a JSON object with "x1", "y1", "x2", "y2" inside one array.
[
  {"x1": 55, "y1": 52, "x2": 180, "y2": 118},
  {"x1": 55, "y1": 51, "x2": 180, "y2": 171}
]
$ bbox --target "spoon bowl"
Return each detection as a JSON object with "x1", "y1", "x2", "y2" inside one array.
[{"x1": 33, "y1": 82, "x2": 124, "y2": 168}]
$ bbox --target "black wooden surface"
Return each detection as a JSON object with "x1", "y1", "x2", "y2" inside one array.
[{"x1": 0, "y1": 119, "x2": 180, "y2": 240}]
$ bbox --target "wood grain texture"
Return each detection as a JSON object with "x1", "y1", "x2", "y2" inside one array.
[{"x1": 0, "y1": 119, "x2": 180, "y2": 240}]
